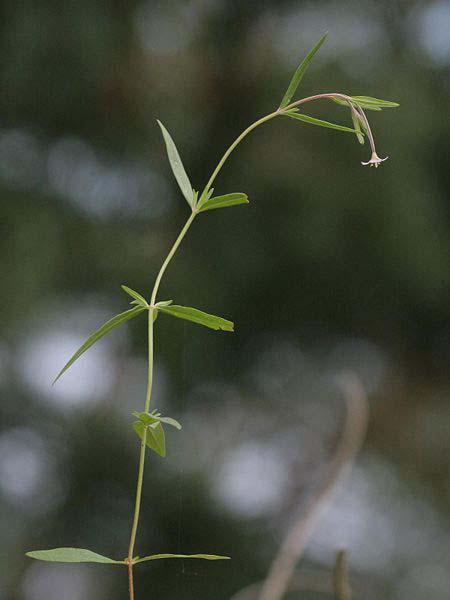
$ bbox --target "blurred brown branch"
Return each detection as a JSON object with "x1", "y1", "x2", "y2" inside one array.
[
  {"x1": 334, "y1": 549, "x2": 352, "y2": 600},
  {"x1": 231, "y1": 373, "x2": 369, "y2": 600}
]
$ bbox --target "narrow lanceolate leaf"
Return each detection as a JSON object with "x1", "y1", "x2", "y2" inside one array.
[
  {"x1": 331, "y1": 96, "x2": 381, "y2": 111},
  {"x1": 158, "y1": 305, "x2": 234, "y2": 332},
  {"x1": 331, "y1": 96, "x2": 399, "y2": 111},
  {"x1": 133, "y1": 420, "x2": 166, "y2": 457},
  {"x1": 121, "y1": 285, "x2": 149, "y2": 307},
  {"x1": 284, "y1": 111, "x2": 361, "y2": 135},
  {"x1": 53, "y1": 306, "x2": 145, "y2": 384},
  {"x1": 134, "y1": 553, "x2": 230, "y2": 564},
  {"x1": 351, "y1": 109, "x2": 365, "y2": 145},
  {"x1": 279, "y1": 32, "x2": 328, "y2": 109},
  {"x1": 351, "y1": 95, "x2": 400, "y2": 108},
  {"x1": 26, "y1": 548, "x2": 123, "y2": 564},
  {"x1": 198, "y1": 193, "x2": 249, "y2": 213},
  {"x1": 157, "y1": 120, "x2": 195, "y2": 208}
]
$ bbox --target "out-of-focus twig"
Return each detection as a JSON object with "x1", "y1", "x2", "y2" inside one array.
[
  {"x1": 334, "y1": 549, "x2": 351, "y2": 600},
  {"x1": 231, "y1": 373, "x2": 369, "y2": 600}
]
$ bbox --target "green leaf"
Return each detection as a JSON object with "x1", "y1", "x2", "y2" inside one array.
[
  {"x1": 351, "y1": 95, "x2": 399, "y2": 108},
  {"x1": 331, "y1": 96, "x2": 381, "y2": 111},
  {"x1": 350, "y1": 109, "x2": 365, "y2": 145},
  {"x1": 134, "y1": 553, "x2": 230, "y2": 564},
  {"x1": 284, "y1": 111, "x2": 361, "y2": 135},
  {"x1": 197, "y1": 187, "x2": 214, "y2": 209},
  {"x1": 155, "y1": 300, "x2": 173, "y2": 307},
  {"x1": 157, "y1": 120, "x2": 195, "y2": 208},
  {"x1": 26, "y1": 548, "x2": 123, "y2": 564},
  {"x1": 133, "y1": 411, "x2": 182, "y2": 431},
  {"x1": 158, "y1": 416, "x2": 182, "y2": 430},
  {"x1": 133, "y1": 411, "x2": 159, "y2": 425},
  {"x1": 279, "y1": 32, "x2": 328, "y2": 109},
  {"x1": 158, "y1": 305, "x2": 234, "y2": 332},
  {"x1": 53, "y1": 306, "x2": 145, "y2": 384},
  {"x1": 121, "y1": 285, "x2": 149, "y2": 307},
  {"x1": 198, "y1": 193, "x2": 249, "y2": 213},
  {"x1": 331, "y1": 96, "x2": 399, "y2": 111},
  {"x1": 133, "y1": 420, "x2": 166, "y2": 457}
]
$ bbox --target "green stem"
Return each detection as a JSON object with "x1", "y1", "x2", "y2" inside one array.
[
  {"x1": 150, "y1": 211, "x2": 196, "y2": 306},
  {"x1": 201, "y1": 110, "x2": 279, "y2": 199},
  {"x1": 127, "y1": 310, "x2": 154, "y2": 566},
  {"x1": 145, "y1": 308, "x2": 154, "y2": 413},
  {"x1": 126, "y1": 107, "x2": 281, "y2": 599}
]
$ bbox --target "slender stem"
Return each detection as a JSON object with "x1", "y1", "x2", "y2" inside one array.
[
  {"x1": 128, "y1": 561, "x2": 135, "y2": 600},
  {"x1": 202, "y1": 111, "x2": 279, "y2": 197},
  {"x1": 150, "y1": 212, "x2": 196, "y2": 306},
  {"x1": 126, "y1": 310, "x2": 154, "y2": 599},
  {"x1": 144, "y1": 309, "x2": 154, "y2": 413},
  {"x1": 127, "y1": 433, "x2": 148, "y2": 553},
  {"x1": 125, "y1": 107, "x2": 286, "y2": 600}
]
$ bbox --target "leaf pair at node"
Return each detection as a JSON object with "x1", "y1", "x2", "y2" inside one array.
[
  {"x1": 120, "y1": 286, "x2": 234, "y2": 332},
  {"x1": 157, "y1": 120, "x2": 248, "y2": 214},
  {"x1": 278, "y1": 32, "x2": 399, "y2": 147},
  {"x1": 53, "y1": 288, "x2": 234, "y2": 385},
  {"x1": 132, "y1": 410, "x2": 182, "y2": 458},
  {"x1": 26, "y1": 547, "x2": 230, "y2": 564}
]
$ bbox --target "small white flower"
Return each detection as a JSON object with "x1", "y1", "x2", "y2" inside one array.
[{"x1": 361, "y1": 151, "x2": 389, "y2": 168}]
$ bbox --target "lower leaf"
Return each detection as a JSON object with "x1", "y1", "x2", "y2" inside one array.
[
  {"x1": 26, "y1": 548, "x2": 123, "y2": 564},
  {"x1": 134, "y1": 553, "x2": 231, "y2": 564},
  {"x1": 133, "y1": 420, "x2": 166, "y2": 457}
]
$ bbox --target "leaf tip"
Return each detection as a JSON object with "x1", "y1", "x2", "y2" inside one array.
[{"x1": 156, "y1": 119, "x2": 167, "y2": 135}]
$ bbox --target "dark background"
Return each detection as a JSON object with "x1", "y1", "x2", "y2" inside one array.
[{"x1": 0, "y1": 1, "x2": 449, "y2": 599}]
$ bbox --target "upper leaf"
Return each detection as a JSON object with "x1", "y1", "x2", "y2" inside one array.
[
  {"x1": 157, "y1": 120, "x2": 195, "y2": 208},
  {"x1": 158, "y1": 305, "x2": 234, "y2": 332},
  {"x1": 198, "y1": 193, "x2": 249, "y2": 213},
  {"x1": 350, "y1": 108, "x2": 365, "y2": 145},
  {"x1": 53, "y1": 306, "x2": 145, "y2": 384},
  {"x1": 279, "y1": 32, "x2": 328, "y2": 109},
  {"x1": 121, "y1": 285, "x2": 149, "y2": 307},
  {"x1": 284, "y1": 111, "x2": 361, "y2": 135},
  {"x1": 331, "y1": 96, "x2": 399, "y2": 111},
  {"x1": 26, "y1": 548, "x2": 123, "y2": 564},
  {"x1": 134, "y1": 553, "x2": 230, "y2": 564},
  {"x1": 351, "y1": 95, "x2": 400, "y2": 108}
]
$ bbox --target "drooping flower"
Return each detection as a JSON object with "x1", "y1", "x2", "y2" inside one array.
[{"x1": 361, "y1": 151, "x2": 389, "y2": 168}]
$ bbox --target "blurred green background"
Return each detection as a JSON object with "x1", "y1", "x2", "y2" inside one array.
[{"x1": 0, "y1": 1, "x2": 449, "y2": 599}]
